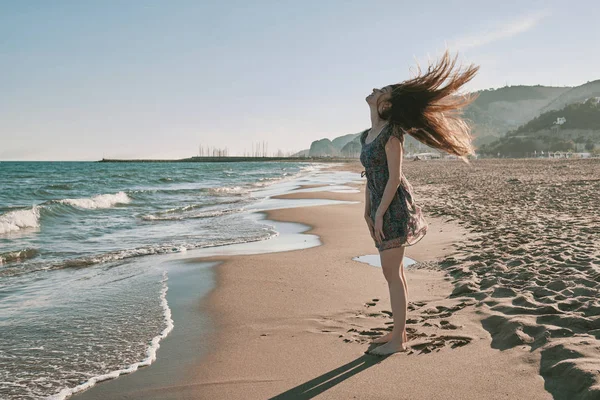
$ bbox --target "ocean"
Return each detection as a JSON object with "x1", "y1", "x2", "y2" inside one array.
[{"x1": 0, "y1": 161, "x2": 360, "y2": 399}]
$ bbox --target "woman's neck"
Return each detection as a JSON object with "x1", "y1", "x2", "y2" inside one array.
[
  {"x1": 370, "y1": 117, "x2": 388, "y2": 131},
  {"x1": 369, "y1": 108, "x2": 388, "y2": 130}
]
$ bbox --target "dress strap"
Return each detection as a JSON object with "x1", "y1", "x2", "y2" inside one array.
[
  {"x1": 359, "y1": 129, "x2": 369, "y2": 145},
  {"x1": 380, "y1": 123, "x2": 404, "y2": 145}
]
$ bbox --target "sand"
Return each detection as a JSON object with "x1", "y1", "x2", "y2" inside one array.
[{"x1": 72, "y1": 158, "x2": 600, "y2": 400}]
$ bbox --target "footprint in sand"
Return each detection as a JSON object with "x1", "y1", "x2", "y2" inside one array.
[
  {"x1": 314, "y1": 297, "x2": 475, "y2": 355},
  {"x1": 407, "y1": 335, "x2": 473, "y2": 354}
]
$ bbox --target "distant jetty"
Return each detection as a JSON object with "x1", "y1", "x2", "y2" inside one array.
[{"x1": 98, "y1": 156, "x2": 355, "y2": 163}]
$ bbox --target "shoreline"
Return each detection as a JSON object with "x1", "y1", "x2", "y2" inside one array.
[
  {"x1": 98, "y1": 157, "x2": 355, "y2": 163},
  {"x1": 72, "y1": 162, "x2": 552, "y2": 399}
]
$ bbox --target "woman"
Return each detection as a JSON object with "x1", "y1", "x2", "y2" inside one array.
[{"x1": 360, "y1": 50, "x2": 479, "y2": 356}]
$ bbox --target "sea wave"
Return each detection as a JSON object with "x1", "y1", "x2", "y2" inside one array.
[
  {"x1": 207, "y1": 186, "x2": 247, "y2": 195},
  {"x1": 129, "y1": 173, "x2": 300, "y2": 198},
  {"x1": 0, "y1": 206, "x2": 41, "y2": 234},
  {"x1": 252, "y1": 176, "x2": 287, "y2": 187},
  {"x1": 0, "y1": 248, "x2": 40, "y2": 264},
  {"x1": 141, "y1": 207, "x2": 244, "y2": 221},
  {"x1": 44, "y1": 183, "x2": 73, "y2": 190},
  {"x1": 0, "y1": 232, "x2": 276, "y2": 278},
  {"x1": 58, "y1": 192, "x2": 131, "y2": 209},
  {"x1": 47, "y1": 271, "x2": 174, "y2": 400},
  {"x1": 0, "y1": 192, "x2": 131, "y2": 235},
  {"x1": 128, "y1": 186, "x2": 244, "y2": 197},
  {"x1": 299, "y1": 163, "x2": 323, "y2": 173}
]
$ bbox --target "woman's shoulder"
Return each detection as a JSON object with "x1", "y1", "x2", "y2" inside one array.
[{"x1": 383, "y1": 124, "x2": 405, "y2": 144}]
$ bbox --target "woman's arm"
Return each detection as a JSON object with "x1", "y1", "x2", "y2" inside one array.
[
  {"x1": 364, "y1": 184, "x2": 371, "y2": 217},
  {"x1": 364, "y1": 182, "x2": 376, "y2": 240},
  {"x1": 373, "y1": 136, "x2": 403, "y2": 243}
]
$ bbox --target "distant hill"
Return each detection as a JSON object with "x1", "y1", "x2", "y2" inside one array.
[
  {"x1": 539, "y1": 80, "x2": 600, "y2": 114},
  {"x1": 308, "y1": 131, "x2": 364, "y2": 157},
  {"x1": 291, "y1": 149, "x2": 309, "y2": 157},
  {"x1": 514, "y1": 97, "x2": 600, "y2": 133},
  {"x1": 338, "y1": 129, "x2": 442, "y2": 158},
  {"x1": 341, "y1": 140, "x2": 361, "y2": 157},
  {"x1": 478, "y1": 98, "x2": 600, "y2": 156},
  {"x1": 309, "y1": 138, "x2": 337, "y2": 157},
  {"x1": 464, "y1": 85, "x2": 571, "y2": 146},
  {"x1": 331, "y1": 133, "x2": 360, "y2": 151},
  {"x1": 303, "y1": 81, "x2": 600, "y2": 158}
]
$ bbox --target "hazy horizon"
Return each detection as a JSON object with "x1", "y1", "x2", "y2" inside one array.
[{"x1": 2, "y1": 1, "x2": 599, "y2": 161}]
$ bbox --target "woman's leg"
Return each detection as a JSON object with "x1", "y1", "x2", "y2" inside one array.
[
  {"x1": 369, "y1": 246, "x2": 408, "y2": 355},
  {"x1": 372, "y1": 251, "x2": 409, "y2": 344},
  {"x1": 400, "y1": 261, "x2": 409, "y2": 343}
]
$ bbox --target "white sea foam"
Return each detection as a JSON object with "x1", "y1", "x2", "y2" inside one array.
[
  {"x1": 0, "y1": 206, "x2": 41, "y2": 234},
  {"x1": 0, "y1": 234, "x2": 275, "y2": 278},
  {"x1": 251, "y1": 172, "x2": 304, "y2": 189},
  {"x1": 299, "y1": 163, "x2": 326, "y2": 173},
  {"x1": 141, "y1": 207, "x2": 244, "y2": 221},
  {"x1": 59, "y1": 192, "x2": 131, "y2": 209},
  {"x1": 207, "y1": 186, "x2": 247, "y2": 195},
  {"x1": 46, "y1": 271, "x2": 174, "y2": 400}
]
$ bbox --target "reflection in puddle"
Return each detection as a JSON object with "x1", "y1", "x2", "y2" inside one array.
[{"x1": 352, "y1": 254, "x2": 417, "y2": 268}]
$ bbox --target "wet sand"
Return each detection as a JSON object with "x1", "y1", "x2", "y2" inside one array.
[{"x1": 68, "y1": 158, "x2": 600, "y2": 399}]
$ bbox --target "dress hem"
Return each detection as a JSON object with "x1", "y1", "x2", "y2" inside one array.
[{"x1": 375, "y1": 224, "x2": 429, "y2": 252}]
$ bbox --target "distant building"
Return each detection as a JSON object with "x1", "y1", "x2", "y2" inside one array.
[
  {"x1": 554, "y1": 117, "x2": 566, "y2": 125},
  {"x1": 442, "y1": 153, "x2": 480, "y2": 160},
  {"x1": 404, "y1": 151, "x2": 442, "y2": 160}
]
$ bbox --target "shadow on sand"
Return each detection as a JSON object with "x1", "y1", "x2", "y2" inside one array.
[{"x1": 269, "y1": 349, "x2": 390, "y2": 400}]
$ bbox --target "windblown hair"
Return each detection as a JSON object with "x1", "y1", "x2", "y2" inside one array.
[{"x1": 379, "y1": 50, "x2": 480, "y2": 164}]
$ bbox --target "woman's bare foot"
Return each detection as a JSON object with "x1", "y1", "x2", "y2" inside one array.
[
  {"x1": 368, "y1": 336, "x2": 408, "y2": 356},
  {"x1": 372, "y1": 329, "x2": 407, "y2": 344}
]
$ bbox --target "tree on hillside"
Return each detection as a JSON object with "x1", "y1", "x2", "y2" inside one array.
[
  {"x1": 585, "y1": 141, "x2": 595, "y2": 151},
  {"x1": 515, "y1": 98, "x2": 600, "y2": 133}
]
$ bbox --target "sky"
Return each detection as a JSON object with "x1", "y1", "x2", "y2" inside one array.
[{"x1": 1, "y1": 0, "x2": 598, "y2": 160}]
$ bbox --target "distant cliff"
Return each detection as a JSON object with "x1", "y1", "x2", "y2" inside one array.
[
  {"x1": 308, "y1": 131, "x2": 363, "y2": 157},
  {"x1": 309, "y1": 138, "x2": 337, "y2": 157}
]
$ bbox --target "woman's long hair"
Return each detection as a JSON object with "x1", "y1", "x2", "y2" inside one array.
[{"x1": 379, "y1": 50, "x2": 479, "y2": 164}]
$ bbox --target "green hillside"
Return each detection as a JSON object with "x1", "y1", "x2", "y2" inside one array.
[
  {"x1": 464, "y1": 85, "x2": 570, "y2": 146},
  {"x1": 514, "y1": 97, "x2": 600, "y2": 132},
  {"x1": 539, "y1": 80, "x2": 600, "y2": 113},
  {"x1": 478, "y1": 98, "x2": 600, "y2": 157}
]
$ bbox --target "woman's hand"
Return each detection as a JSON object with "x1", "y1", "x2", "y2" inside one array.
[
  {"x1": 364, "y1": 214, "x2": 376, "y2": 241},
  {"x1": 373, "y1": 214, "x2": 385, "y2": 244}
]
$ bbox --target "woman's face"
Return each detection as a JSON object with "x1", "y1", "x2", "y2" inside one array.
[{"x1": 366, "y1": 85, "x2": 393, "y2": 114}]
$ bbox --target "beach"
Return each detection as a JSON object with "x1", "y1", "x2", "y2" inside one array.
[
  {"x1": 5, "y1": 3, "x2": 599, "y2": 399},
  {"x1": 68, "y1": 158, "x2": 600, "y2": 399}
]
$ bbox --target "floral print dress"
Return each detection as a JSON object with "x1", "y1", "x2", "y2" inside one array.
[{"x1": 359, "y1": 124, "x2": 428, "y2": 251}]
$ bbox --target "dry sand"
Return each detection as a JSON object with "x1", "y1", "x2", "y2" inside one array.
[
  {"x1": 394, "y1": 158, "x2": 600, "y2": 399},
  {"x1": 72, "y1": 158, "x2": 600, "y2": 400}
]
